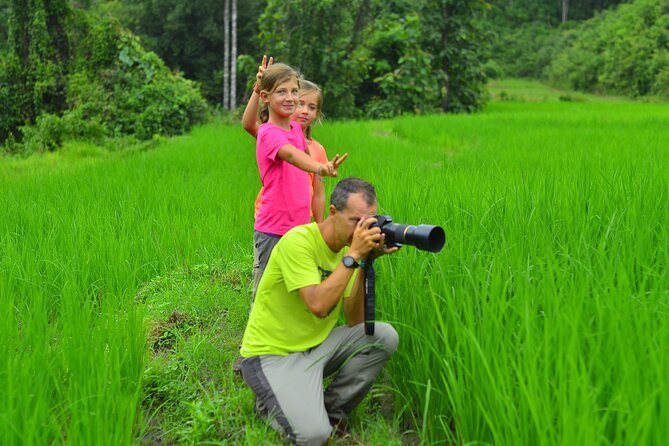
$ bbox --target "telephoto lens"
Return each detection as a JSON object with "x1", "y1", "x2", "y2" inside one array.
[{"x1": 375, "y1": 215, "x2": 445, "y2": 253}]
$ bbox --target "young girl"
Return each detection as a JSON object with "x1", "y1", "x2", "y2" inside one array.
[
  {"x1": 249, "y1": 62, "x2": 345, "y2": 296},
  {"x1": 291, "y1": 79, "x2": 329, "y2": 222},
  {"x1": 242, "y1": 56, "x2": 345, "y2": 223}
]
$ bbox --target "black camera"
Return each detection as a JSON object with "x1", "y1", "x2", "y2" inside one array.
[
  {"x1": 363, "y1": 215, "x2": 445, "y2": 335},
  {"x1": 372, "y1": 215, "x2": 445, "y2": 253}
]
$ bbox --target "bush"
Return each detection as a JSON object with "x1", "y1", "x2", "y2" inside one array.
[
  {"x1": 546, "y1": 0, "x2": 669, "y2": 97},
  {"x1": 2, "y1": 9, "x2": 209, "y2": 155},
  {"x1": 489, "y1": 22, "x2": 563, "y2": 79}
]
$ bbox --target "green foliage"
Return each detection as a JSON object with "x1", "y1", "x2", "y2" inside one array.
[
  {"x1": 0, "y1": 55, "x2": 20, "y2": 143},
  {"x1": 100, "y1": 0, "x2": 267, "y2": 105},
  {"x1": 259, "y1": 0, "x2": 488, "y2": 118},
  {"x1": 438, "y1": 0, "x2": 490, "y2": 113},
  {"x1": 546, "y1": 0, "x2": 669, "y2": 98},
  {"x1": 482, "y1": 0, "x2": 629, "y2": 81},
  {"x1": 259, "y1": 0, "x2": 366, "y2": 118},
  {"x1": 76, "y1": 30, "x2": 209, "y2": 140},
  {"x1": 487, "y1": 22, "x2": 564, "y2": 79},
  {"x1": 0, "y1": 0, "x2": 9, "y2": 50},
  {"x1": 5, "y1": 0, "x2": 71, "y2": 127},
  {"x1": 2, "y1": 3, "x2": 208, "y2": 155},
  {"x1": 365, "y1": 15, "x2": 443, "y2": 118}
]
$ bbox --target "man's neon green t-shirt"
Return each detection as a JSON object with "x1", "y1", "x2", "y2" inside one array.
[{"x1": 241, "y1": 223, "x2": 357, "y2": 357}]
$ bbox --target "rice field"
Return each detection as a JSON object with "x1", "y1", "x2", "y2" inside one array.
[{"x1": 1, "y1": 90, "x2": 668, "y2": 444}]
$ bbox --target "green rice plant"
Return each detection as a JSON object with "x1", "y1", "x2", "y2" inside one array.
[{"x1": 1, "y1": 100, "x2": 668, "y2": 444}]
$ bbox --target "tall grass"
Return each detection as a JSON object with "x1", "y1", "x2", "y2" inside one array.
[
  {"x1": 1, "y1": 99, "x2": 667, "y2": 444},
  {"x1": 0, "y1": 127, "x2": 256, "y2": 444},
  {"x1": 321, "y1": 102, "x2": 668, "y2": 444}
]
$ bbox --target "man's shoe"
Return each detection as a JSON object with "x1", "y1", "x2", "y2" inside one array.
[
  {"x1": 233, "y1": 356, "x2": 243, "y2": 376},
  {"x1": 328, "y1": 416, "x2": 350, "y2": 439}
]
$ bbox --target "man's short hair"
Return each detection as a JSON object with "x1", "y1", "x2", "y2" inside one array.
[{"x1": 331, "y1": 177, "x2": 377, "y2": 211}]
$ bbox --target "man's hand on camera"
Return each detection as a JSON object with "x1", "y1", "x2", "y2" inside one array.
[
  {"x1": 348, "y1": 217, "x2": 399, "y2": 261},
  {"x1": 369, "y1": 232, "x2": 400, "y2": 260}
]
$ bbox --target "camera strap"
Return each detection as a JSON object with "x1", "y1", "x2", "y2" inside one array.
[{"x1": 363, "y1": 257, "x2": 376, "y2": 335}]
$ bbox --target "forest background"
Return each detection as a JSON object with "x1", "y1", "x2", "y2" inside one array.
[
  {"x1": 1, "y1": 0, "x2": 668, "y2": 157},
  {"x1": 2, "y1": 1, "x2": 669, "y2": 444}
]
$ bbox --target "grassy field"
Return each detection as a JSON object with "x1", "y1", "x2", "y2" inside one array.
[{"x1": 1, "y1": 80, "x2": 668, "y2": 444}]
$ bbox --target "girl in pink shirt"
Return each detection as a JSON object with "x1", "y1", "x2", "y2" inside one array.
[
  {"x1": 248, "y1": 78, "x2": 331, "y2": 224},
  {"x1": 249, "y1": 62, "x2": 345, "y2": 296}
]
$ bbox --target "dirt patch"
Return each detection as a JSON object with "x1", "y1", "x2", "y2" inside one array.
[{"x1": 148, "y1": 310, "x2": 201, "y2": 353}]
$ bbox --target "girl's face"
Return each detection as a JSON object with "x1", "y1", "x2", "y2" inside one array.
[
  {"x1": 265, "y1": 78, "x2": 299, "y2": 119},
  {"x1": 292, "y1": 91, "x2": 320, "y2": 130}
]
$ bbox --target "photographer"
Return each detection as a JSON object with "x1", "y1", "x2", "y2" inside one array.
[{"x1": 239, "y1": 177, "x2": 399, "y2": 445}]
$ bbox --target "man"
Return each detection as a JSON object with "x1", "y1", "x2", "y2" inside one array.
[{"x1": 239, "y1": 177, "x2": 399, "y2": 445}]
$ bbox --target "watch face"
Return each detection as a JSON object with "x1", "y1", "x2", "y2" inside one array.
[{"x1": 343, "y1": 256, "x2": 358, "y2": 268}]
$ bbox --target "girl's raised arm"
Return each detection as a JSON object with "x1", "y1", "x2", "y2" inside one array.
[{"x1": 241, "y1": 55, "x2": 274, "y2": 138}]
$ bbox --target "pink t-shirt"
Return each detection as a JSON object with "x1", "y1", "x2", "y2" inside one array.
[
  {"x1": 254, "y1": 138, "x2": 328, "y2": 219},
  {"x1": 254, "y1": 121, "x2": 311, "y2": 235}
]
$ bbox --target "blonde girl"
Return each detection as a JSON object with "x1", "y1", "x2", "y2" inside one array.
[{"x1": 250, "y1": 62, "x2": 344, "y2": 295}]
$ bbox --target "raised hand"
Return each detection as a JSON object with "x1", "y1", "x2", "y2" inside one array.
[
  {"x1": 254, "y1": 55, "x2": 274, "y2": 92},
  {"x1": 332, "y1": 153, "x2": 348, "y2": 170}
]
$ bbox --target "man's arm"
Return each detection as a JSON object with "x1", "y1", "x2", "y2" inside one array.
[
  {"x1": 297, "y1": 264, "x2": 358, "y2": 318},
  {"x1": 298, "y1": 217, "x2": 398, "y2": 321},
  {"x1": 343, "y1": 269, "x2": 365, "y2": 325},
  {"x1": 342, "y1": 237, "x2": 400, "y2": 325}
]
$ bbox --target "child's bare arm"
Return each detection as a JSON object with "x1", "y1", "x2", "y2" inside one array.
[
  {"x1": 241, "y1": 55, "x2": 273, "y2": 137},
  {"x1": 311, "y1": 175, "x2": 326, "y2": 223}
]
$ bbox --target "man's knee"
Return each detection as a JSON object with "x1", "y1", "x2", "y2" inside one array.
[
  {"x1": 293, "y1": 421, "x2": 332, "y2": 446},
  {"x1": 373, "y1": 322, "x2": 399, "y2": 356}
]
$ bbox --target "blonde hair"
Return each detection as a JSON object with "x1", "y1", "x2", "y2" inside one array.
[
  {"x1": 298, "y1": 79, "x2": 324, "y2": 140},
  {"x1": 258, "y1": 63, "x2": 300, "y2": 123}
]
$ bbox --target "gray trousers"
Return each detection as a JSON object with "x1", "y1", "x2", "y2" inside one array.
[
  {"x1": 252, "y1": 230, "x2": 281, "y2": 300},
  {"x1": 240, "y1": 322, "x2": 398, "y2": 446}
]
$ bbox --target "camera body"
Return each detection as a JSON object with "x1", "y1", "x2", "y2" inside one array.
[
  {"x1": 363, "y1": 215, "x2": 445, "y2": 335},
  {"x1": 371, "y1": 215, "x2": 445, "y2": 253}
]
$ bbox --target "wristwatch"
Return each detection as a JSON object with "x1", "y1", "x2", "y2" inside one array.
[{"x1": 342, "y1": 255, "x2": 360, "y2": 269}]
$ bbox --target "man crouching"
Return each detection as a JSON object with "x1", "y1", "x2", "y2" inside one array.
[{"x1": 239, "y1": 176, "x2": 399, "y2": 445}]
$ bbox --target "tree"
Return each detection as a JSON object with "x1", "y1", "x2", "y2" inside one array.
[
  {"x1": 91, "y1": 0, "x2": 265, "y2": 107},
  {"x1": 259, "y1": 0, "x2": 489, "y2": 117},
  {"x1": 6, "y1": 0, "x2": 72, "y2": 126},
  {"x1": 258, "y1": 0, "x2": 365, "y2": 117},
  {"x1": 561, "y1": 0, "x2": 569, "y2": 22},
  {"x1": 2, "y1": 2, "x2": 208, "y2": 151},
  {"x1": 230, "y1": 0, "x2": 237, "y2": 110},
  {"x1": 0, "y1": 0, "x2": 10, "y2": 50},
  {"x1": 223, "y1": 0, "x2": 230, "y2": 109},
  {"x1": 221, "y1": 0, "x2": 237, "y2": 110},
  {"x1": 423, "y1": 0, "x2": 489, "y2": 113}
]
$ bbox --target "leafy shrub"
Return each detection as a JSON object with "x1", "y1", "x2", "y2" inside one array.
[
  {"x1": 364, "y1": 14, "x2": 443, "y2": 118},
  {"x1": 0, "y1": 54, "x2": 20, "y2": 144},
  {"x1": 489, "y1": 22, "x2": 564, "y2": 79},
  {"x1": 546, "y1": 0, "x2": 669, "y2": 98},
  {"x1": 3, "y1": 7, "x2": 208, "y2": 155}
]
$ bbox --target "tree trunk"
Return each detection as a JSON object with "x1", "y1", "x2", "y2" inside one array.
[
  {"x1": 441, "y1": 4, "x2": 449, "y2": 112},
  {"x1": 562, "y1": 0, "x2": 569, "y2": 22},
  {"x1": 223, "y1": 0, "x2": 230, "y2": 109},
  {"x1": 230, "y1": 0, "x2": 237, "y2": 110}
]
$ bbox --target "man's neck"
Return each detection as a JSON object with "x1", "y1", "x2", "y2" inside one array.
[{"x1": 318, "y1": 219, "x2": 343, "y2": 253}]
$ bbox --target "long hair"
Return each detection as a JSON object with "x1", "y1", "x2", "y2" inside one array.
[
  {"x1": 298, "y1": 79, "x2": 323, "y2": 140},
  {"x1": 258, "y1": 63, "x2": 300, "y2": 124}
]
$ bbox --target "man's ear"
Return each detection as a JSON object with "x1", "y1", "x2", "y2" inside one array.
[{"x1": 328, "y1": 204, "x2": 337, "y2": 217}]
